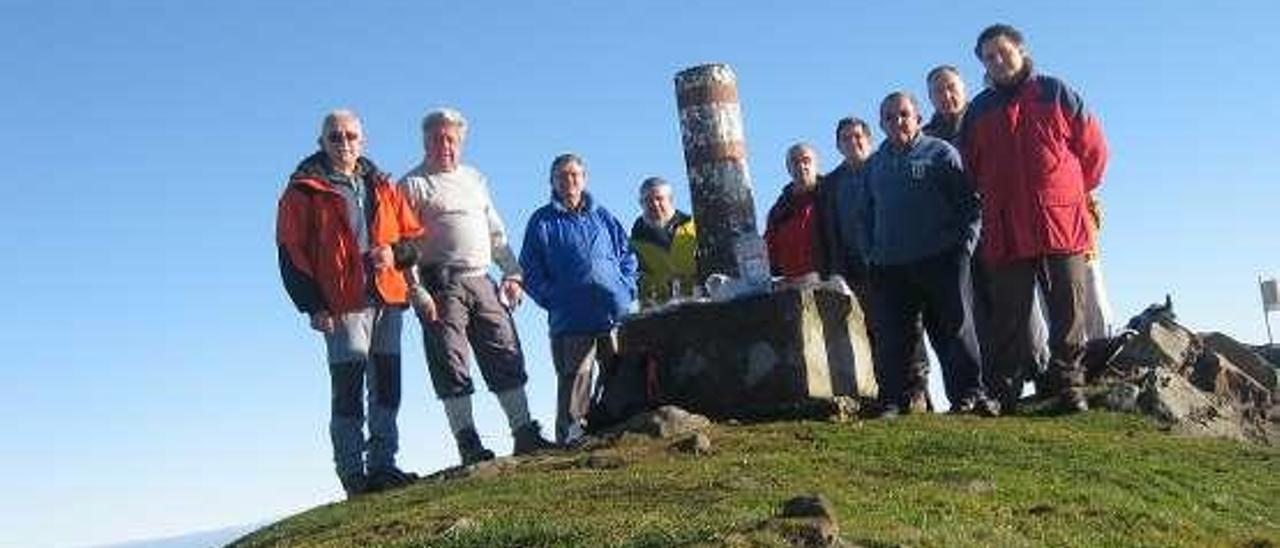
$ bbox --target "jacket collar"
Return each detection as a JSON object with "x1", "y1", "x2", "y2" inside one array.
[
  {"x1": 630, "y1": 210, "x2": 691, "y2": 249},
  {"x1": 551, "y1": 190, "x2": 596, "y2": 213},
  {"x1": 290, "y1": 152, "x2": 382, "y2": 193}
]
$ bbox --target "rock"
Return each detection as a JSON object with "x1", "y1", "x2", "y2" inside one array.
[
  {"x1": 1200, "y1": 332, "x2": 1277, "y2": 394},
  {"x1": 765, "y1": 494, "x2": 843, "y2": 547},
  {"x1": 1098, "y1": 382, "x2": 1141, "y2": 413},
  {"x1": 1137, "y1": 368, "x2": 1252, "y2": 442},
  {"x1": 1190, "y1": 351, "x2": 1273, "y2": 409},
  {"x1": 436, "y1": 517, "x2": 476, "y2": 536},
  {"x1": 1112, "y1": 315, "x2": 1201, "y2": 374},
  {"x1": 780, "y1": 494, "x2": 837, "y2": 520},
  {"x1": 669, "y1": 432, "x2": 713, "y2": 455},
  {"x1": 608, "y1": 405, "x2": 712, "y2": 439}
]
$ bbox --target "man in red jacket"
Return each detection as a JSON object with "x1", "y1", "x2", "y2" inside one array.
[
  {"x1": 277, "y1": 110, "x2": 426, "y2": 496},
  {"x1": 960, "y1": 24, "x2": 1108, "y2": 413}
]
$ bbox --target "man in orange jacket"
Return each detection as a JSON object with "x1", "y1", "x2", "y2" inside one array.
[{"x1": 277, "y1": 110, "x2": 426, "y2": 497}]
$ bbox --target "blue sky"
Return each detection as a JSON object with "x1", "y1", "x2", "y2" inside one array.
[{"x1": 2, "y1": 1, "x2": 1277, "y2": 546}]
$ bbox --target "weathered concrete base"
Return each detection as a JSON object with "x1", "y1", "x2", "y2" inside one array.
[{"x1": 614, "y1": 285, "x2": 875, "y2": 420}]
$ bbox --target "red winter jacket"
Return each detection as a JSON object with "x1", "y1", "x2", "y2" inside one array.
[
  {"x1": 961, "y1": 72, "x2": 1107, "y2": 265},
  {"x1": 764, "y1": 183, "x2": 825, "y2": 279},
  {"x1": 277, "y1": 153, "x2": 425, "y2": 315}
]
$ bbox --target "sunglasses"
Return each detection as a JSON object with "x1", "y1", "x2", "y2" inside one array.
[{"x1": 326, "y1": 131, "x2": 361, "y2": 144}]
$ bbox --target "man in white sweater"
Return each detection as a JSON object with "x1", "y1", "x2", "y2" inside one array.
[{"x1": 399, "y1": 108, "x2": 555, "y2": 465}]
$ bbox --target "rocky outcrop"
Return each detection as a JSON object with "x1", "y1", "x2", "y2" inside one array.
[{"x1": 1087, "y1": 299, "x2": 1278, "y2": 444}]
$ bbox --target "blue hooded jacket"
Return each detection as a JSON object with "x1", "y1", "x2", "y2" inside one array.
[{"x1": 520, "y1": 191, "x2": 638, "y2": 336}]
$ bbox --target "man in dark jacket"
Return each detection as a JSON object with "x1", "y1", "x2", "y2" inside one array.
[
  {"x1": 520, "y1": 153, "x2": 638, "y2": 443},
  {"x1": 960, "y1": 24, "x2": 1109, "y2": 413},
  {"x1": 922, "y1": 65, "x2": 968, "y2": 144},
  {"x1": 830, "y1": 117, "x2": 933, "y2": 413},
  {"x1": 276, "y1": 110, "x2": 424, "y2": 497},
  {"x1": 857, "y1": 92, "x2": 996, "y2": 417}
]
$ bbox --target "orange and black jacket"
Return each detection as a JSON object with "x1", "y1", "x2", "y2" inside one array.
[{"x1": 276, "y1": 152, "x2": 424, "y2": 315}]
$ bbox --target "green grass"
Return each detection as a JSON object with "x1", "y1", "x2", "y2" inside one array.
[{"x1": 233, "y1": 413, "x2": 1278, "y2": 547}]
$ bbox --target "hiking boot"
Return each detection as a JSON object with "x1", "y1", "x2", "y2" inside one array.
[
  {"x1": 339, "y1": 473, "x2": 369, "y2": 499},
  {"x1": 873, "y1": 403, "x2": 902, "y2": 420},
  {"x1": 367, "y1": 466, "x2": 419, "y2": 492},
  {"x1": 1056, "y1": 389, "x2": 1089, "y2": 415},
  {"x1": 950, "y1": 395, "x2": 1001, "y2": 417},
  {"x1": 455, "y1": 427, "x2": 495, "y2": 466},
  {"x1": 512, "y1": 420, "x2": 558, "y2": 456}
]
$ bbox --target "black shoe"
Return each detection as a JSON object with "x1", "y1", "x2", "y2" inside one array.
[
  {"x1": 367, "y1": 466, "x2": 419, "y2": 492},
  {"x1": 339, "y1": 473, "x2": 369, "y2": 499},
  {"x1": 875, "y1": 404, "x2": 902, "y2": 420},
  {"x1": 512, "y1": 421, "x2": 558, "y2": 456},
  {"x1": 455, "y1": 427, "x2": 496, "y2": 465},
  {"x1": 949, "y1": 397, "x2": 978, "y2": 415},
  {"x1": 951, "y1": 395, "x2": 1001, "y2": 417},
  {"x1": 1056, "y1": 389, "x2": 1089, "y2": 414}
]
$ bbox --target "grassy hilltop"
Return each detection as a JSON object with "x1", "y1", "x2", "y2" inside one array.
[{"x1": 234, "y1": 412, "x2": 1278, "y2": 547}]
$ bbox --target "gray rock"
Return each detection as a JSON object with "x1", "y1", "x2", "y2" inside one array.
[
  {"x1": 609, "y1": 405, "x2": 712, "y2": 439},
  {"x1": 1137, "y1": 368, "x2": 1252, "y2": 442},
  {"x1": 1099, "y1": 382, "x2": 1142, "y2": 413},
  {"x1": 767, "y1": 494, "x2": 843, "y2": 547},
  {"x1": 1200, "y1": 332, "x2": 1277, "y2": 395},
  {"x1": 669, "y1": 431, "x2": 713, "y2": 455}
]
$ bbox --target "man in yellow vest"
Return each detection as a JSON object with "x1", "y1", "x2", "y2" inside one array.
[{"x1": 629, "y1": 177, "x2": 697, "y2": 309}]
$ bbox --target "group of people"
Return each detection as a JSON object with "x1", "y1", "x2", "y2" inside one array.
[
  {"x1": 276, "y1": 105, "x2": 692, "y2": 497},
  {"x1": 762, "y1": 24, "x2": 1112, "y2": 418},
  {"x1": 275, "y1": 22, "x2": 1112, "y2": 498}
]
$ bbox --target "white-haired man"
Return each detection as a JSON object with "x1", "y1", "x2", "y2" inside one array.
[
  {"x1": 629, "y1": 177, "x2": 696, "y2": 308},
  {"x1": 277, "y1": 110, "x2": 424, "y2": 497},
  {"x1": 399, "y1": 108, "x2": 555, "y2": 465}
]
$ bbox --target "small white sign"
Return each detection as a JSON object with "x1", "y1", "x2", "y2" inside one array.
[{"x1": 1262, "y1": 278, "x2": 1280, "y2": 312}]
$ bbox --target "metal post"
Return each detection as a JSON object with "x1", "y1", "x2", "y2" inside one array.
[
  {"x1": 674, "y1": 63, "x2": 759, "y2": 281},
  {"x1": 1263, "y1": 276, "x2": 1276, "y2": 346}
]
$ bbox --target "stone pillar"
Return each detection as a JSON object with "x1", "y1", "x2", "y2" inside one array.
[{"x1": 675, "y1": 63, "x2": 759, "y2": 281}]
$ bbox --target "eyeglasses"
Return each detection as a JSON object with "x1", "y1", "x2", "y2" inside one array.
[{"x1": 326, "y1": 131, "x2": 361, "y2": 144}]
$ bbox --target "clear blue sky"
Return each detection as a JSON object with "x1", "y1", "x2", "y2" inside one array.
[{"x1": 2, "y1": 1, "x2": 1277, "y2": 546}]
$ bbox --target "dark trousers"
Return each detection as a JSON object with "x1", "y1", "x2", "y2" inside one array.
[
  {"x1": 551, "y1": 332, "x2": 617, "y2": 443},
  {"x1": 869, "y1": 247, "x2": 984, "y2": 409},
  {"x1": 419, "y1": 274, "x2": 528, "y2": 398},
  {"x1": 981, "y1": 254, "x2": 1088, "y2": 406},
  {"x1": 849, "y1": 261, "x2": 931, "y2": 405}
]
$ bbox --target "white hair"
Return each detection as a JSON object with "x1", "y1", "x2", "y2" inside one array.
[
  {"x1": 421, "y1": 107, "x2": 468, "y2": 139},
  {"x1": 319, "y1": 109, "x2": 361, "y2": 140}
]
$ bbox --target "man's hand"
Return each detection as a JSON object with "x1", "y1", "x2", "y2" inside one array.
[
  {"x1": 368, "y1": 245, "x2": 394, "y2": 270},
  {"x1": 500, "y1": 278, "x2": 524, "y2": 309},
  {"x1": 410, "y1": 286, "x2": 439, "y2": 323},
  {"x1": 309, "y1": 311, "x2": 335, "y2": 334}
]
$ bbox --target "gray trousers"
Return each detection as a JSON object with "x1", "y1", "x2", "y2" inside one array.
[
  {"x1": 982, "y1": 254, "x2": 1088, "y2": 406},
  {"x1": 550, "y1": 332, "x2": 617, "y2": 443},
  {"x1": 419, "y1": 274, "x2": 528, "y2": 398},
  {"x1": 322, "y1": 306, "x2": 403, "y2": 479}
]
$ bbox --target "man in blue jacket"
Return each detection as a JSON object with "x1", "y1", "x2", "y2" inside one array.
[
  {"x1": 857, "y1": 92, "x2": 996, "y2": 417},
  {"x1": 520, "y1": 153, "x2": 638, "y2": 443}
]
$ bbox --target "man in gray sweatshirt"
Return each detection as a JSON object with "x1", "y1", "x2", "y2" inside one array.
[
  {"x1": 857, "y1": 92, "x2": 996, "y2": 417},
  {"x1": 399, "y1": 108, "x2": 555, "y2": 465}
]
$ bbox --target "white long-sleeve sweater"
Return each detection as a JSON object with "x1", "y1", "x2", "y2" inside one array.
[{"x1": 397, "y1": 163, "x2": 521, "y2": 279}]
